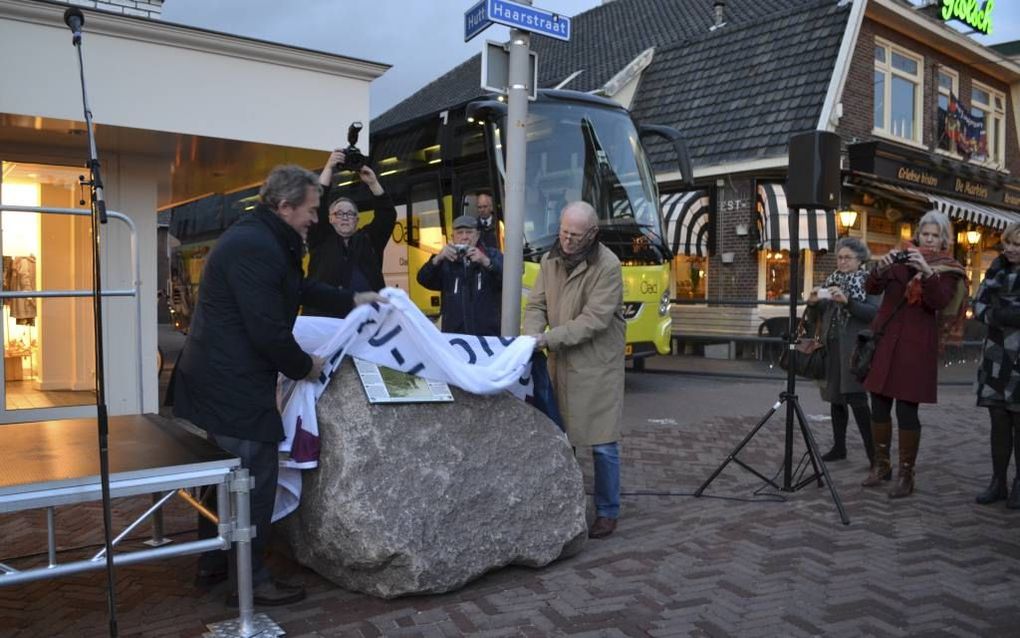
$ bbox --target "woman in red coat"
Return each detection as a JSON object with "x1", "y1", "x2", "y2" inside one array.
[{"x1": 861, "y1": 211, "x2": 967, "y2": 498}]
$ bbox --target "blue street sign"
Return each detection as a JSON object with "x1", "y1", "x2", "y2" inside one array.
[
  {"x1": 464, "y1": 0, "x2": 571, "y2": 43},
  {"x1": 464, "y1": 0, "x2": 491, "y2": 42}
]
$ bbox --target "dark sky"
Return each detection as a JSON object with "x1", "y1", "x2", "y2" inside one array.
[{"x1": 160, "y1": 0, "x2": 602, "y2": 118}]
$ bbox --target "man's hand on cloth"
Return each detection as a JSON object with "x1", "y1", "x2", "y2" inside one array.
[{"x1": 353, "y1": 291, "x2": 388, "y2": 306}]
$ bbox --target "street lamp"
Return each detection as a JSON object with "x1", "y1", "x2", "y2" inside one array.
[
  {"x1": 966, "y1": 229, "x2": 982, "y2": 246},
  {"x1": 837, "y1": 209, "x2": 858, "y2": 235}
]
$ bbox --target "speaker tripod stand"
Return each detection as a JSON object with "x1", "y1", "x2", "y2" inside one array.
[{"x1": 694, "y1": 235, "x2": 850, "y2": 525}]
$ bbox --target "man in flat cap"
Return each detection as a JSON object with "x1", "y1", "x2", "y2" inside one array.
[{"x1": 416, "y1": 215, "x2": 502, "y2": 335}]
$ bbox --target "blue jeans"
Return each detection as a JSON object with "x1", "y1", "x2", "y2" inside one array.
[{"x1": 592, "y1": 442, "x2": 620, "y2": 519}]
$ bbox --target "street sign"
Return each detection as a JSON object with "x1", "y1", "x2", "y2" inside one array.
[
  {"x1": 464, "y1": 0, "x2": 491, "y2": 42},
  {"x1": 481, "y1": 40, "x2": 537, "y2": 100},
  {"x1": 464, "y1": 0, "x2": 571, "y2": 42}
]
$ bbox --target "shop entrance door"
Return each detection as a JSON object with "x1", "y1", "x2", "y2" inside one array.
[{"x1": 0, "y1": 162, "x2": 99, "y2": 422}]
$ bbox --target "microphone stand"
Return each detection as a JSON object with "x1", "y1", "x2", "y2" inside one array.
[{"x1": 65, "y1": 8, "x2": 119, "y2": 636}]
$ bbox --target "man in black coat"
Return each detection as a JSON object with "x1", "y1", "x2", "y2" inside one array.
[
  {"x1": 304, "y1": 151, "x2": 396, "y2": 316},
  {"x1": 173, "y1": 164, "x2": 381, "y2": 606},
  {"x1": 416, "y1": 214, "x2": 502, "y2": 336}
]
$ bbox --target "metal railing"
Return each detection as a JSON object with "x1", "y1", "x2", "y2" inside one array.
[{"x1": 0, "y1": 205, "x2": 144, "y2": 419}]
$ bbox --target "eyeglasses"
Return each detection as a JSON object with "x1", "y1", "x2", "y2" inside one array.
[
  {"x1": 559, "y1": 227, "x2": 593, "y2": 243},
  {"x1": 330, "y1": 210, "x2": 358, "y2": 219}
]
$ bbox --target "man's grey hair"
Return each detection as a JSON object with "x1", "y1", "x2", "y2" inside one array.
[
  {"x1": 915, "y1": 210, "x2": 952, "y2": 250},
  {"x1": 329, "y1": 196, "x2": 359, "y2": 215},
  {"x1": 835, "y1": 236, "x2": 870, "y2": 263},
  {"x1": 561, "y1": 200, "x2": 599, "y2": 228},
  {"x1": 259, "y1": 165, "x2": 321, "y2": 211}
]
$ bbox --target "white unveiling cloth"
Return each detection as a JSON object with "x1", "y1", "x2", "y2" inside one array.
[{"x1": 273, "y1": 287, "x2": 536, "y2": 520}]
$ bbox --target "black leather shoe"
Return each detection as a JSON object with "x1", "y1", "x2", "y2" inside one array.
[
  {"x1": 226, "y1": 581, "x2": 306, "y2": 608},
  {"x1": 820, "y1": 447, "x2": 847, "y2": 462},
  {"x1": 975, "y1": 476, "x2": 1008, "y2": 505},
  {"x1": 194, "y1": 567, "x2": 228, "y2": 587},
  {"x1": 1008, "y1": 476, "x2": 1020, "y2": 510}
]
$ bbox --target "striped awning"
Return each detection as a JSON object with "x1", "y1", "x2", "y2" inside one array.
[
  {"x1": 928, "y1": 194, "x2": 1019, "y2": 229},
  {"x1": 845, "y1": 177, "x2": 1020, "y2": 230},
  {"x1": 756, "y1": 183, "x2": 837, "y2": 252},
  {"x1": 661, "y1": 190, "x2": 711, "y2": 257}
]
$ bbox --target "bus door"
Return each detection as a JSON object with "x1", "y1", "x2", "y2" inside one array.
[
  {"x1": 405, "y1": 176, "x2": 446, "y2": 315},
  {"x1": 453, "y1": 168, "x2": 502, "y2": 249}
]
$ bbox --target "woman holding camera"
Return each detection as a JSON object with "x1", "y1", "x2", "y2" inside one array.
[
  {"x1": 861, "y1": 211, "x2": 967, "y2": 498},
  {"x1": 807, "y1": 237, "x2": 880, "y2": 465},
  {"x1": 974, "y1": 222, "x2": 1020, "y2": 508}
]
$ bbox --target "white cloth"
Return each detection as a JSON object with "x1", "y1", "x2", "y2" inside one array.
[{"x1": 273, "y1": 287, "x2": 536, "y2": 520}]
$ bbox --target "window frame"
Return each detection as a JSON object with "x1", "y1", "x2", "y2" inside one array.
[
  {"x1": 970, "y1": 79, "x2": 1007, "y2": 170},
  {"x1": 935, "y1": 66, "x2": 961, "y2": 158},
  {"x1": 873, "y1": 38, "x2": 925, "y2": 146}
]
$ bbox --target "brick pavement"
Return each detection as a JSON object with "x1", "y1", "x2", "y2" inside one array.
[{"x1": 1, "y1": 376, "x2": 1017, "y2": 637}]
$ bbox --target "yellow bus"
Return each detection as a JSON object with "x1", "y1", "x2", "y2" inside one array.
[{"x1": 165, "y1": 90, "x2": 692, "y2": 368}]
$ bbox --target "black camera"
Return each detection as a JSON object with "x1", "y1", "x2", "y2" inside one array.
[
  {"x1": 335, "y1": 122, "x2": 368, "y2": 172},
  {"x1": 892, "y1": 251, "x2": 913, "y2": 264},
  {"x1": 453, "y1": 244, "x2": 469, "y2": 257}
]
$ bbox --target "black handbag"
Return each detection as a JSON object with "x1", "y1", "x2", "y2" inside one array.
[
  {"x1": 850, "y1": 298, "x2": 907, "y2": 381},
  {"x1": 779, "y1": 311, "x2": 826, "y2": 380}
]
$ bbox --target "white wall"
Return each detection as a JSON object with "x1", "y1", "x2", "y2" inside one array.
[{"x1": 0, "y1": 1, "x2": 384, "y2": 151}]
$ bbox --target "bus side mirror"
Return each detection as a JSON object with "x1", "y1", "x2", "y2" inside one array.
[
  {"x1": 639, "y1": 125, "x2": 694, "y2": 189},
  {"x1": 465, "y1": 99, "x2": 507, "y2": 123}
]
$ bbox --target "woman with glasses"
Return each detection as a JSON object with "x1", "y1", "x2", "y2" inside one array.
[
  {"x1": 807, "y1": 237, "x2": 880, "y2": 467},
  {"x1": 304, "y1": 151, "x2": 396, "y2": 316},
  {"x1": 974, "y1": 222, "x2": 1020, "y2": 508}
]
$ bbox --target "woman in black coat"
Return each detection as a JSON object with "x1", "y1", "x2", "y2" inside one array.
[
  {"x1": 807, "y1": 237, "x2": 880, "y2": 466},
  {"x1": 974, "y1": 221, "x2": 1020, "y2": 508}
]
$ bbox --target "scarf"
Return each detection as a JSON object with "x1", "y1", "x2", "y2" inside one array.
[
  {"x1": 550, "y1": 227, "x2": 600, "y2": 273},
  {"x1": 823, "y1": 268, "x2": 868, "y2": 327},
  {"x1": 903, "y1": 243, "x2": 968, "y2": 346}
]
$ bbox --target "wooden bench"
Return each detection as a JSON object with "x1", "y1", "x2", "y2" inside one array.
[{"x1": 670, "y1": 304, "x2": 790, "y2": 360}]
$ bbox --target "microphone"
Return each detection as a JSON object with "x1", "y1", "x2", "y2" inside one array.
[{"x1": 64, "y1": 7, "x2": 84, "y2": 44}]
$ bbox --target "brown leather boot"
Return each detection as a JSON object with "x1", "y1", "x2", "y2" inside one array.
[
  {"x1": 861, "y1": 421, "x2": 892, "y2": 487},
  {"x1": 888, "y1": 429, "x2": 921, "y2": 499}
]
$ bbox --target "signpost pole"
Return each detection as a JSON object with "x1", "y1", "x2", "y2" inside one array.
[{"x1": 500, "y1": 15, "x2": 531, "y2": 337}]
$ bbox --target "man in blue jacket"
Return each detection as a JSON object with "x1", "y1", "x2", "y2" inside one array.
[
  {"x1": 173, "y1": 164, "x2": 381, "y2": 606},
  {"x1": 416, "y1": 215, "x2": 502, "y2": 335}
]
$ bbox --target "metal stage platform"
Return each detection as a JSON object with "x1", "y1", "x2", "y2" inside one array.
[{"x1": 0, "y1": 413, "x2": 283, "y2": 637}]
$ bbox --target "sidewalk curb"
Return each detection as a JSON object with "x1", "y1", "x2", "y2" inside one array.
[{"x1": 636, "y1": 366, "x2": 974, "y2": 387}]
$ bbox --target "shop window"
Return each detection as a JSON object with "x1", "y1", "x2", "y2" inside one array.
[
  {"x1": 673, "y1": 255, "x2": 707, "y2": 300},
  {"x1": 762, "y1": 250, "x2": 805, "y2": 301},
  {"x1": 971, "y1": 81, "x2": 1006, "y2": 168},
  {"x1": 873, "y1": 39, "x2": 923, "y2": 144},
  {"x1": 935, "y1": 67, "x2": 959, "y2": 154},
  {"x1": 1, "y1": 162, "x2": 95, "y2": 411}
]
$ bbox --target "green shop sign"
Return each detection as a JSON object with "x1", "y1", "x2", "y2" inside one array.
[{"x1": 941, "y1": 0, "x2": 994, "y2": 35}]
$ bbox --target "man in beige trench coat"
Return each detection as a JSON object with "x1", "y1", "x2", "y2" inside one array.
[{"x1": 525, "y1": 201, "x2": 626, "y2": 539}]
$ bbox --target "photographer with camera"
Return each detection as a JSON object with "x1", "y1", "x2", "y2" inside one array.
[
  {"x1": 305, "y1": 124, "x2": 396, "y2": 317},
  {"x1": 416, "y1": 214, "x2": 502, "y2": 336},
  {"x1": 859, "y1": 211, "x2": 967, "y2": 498}
]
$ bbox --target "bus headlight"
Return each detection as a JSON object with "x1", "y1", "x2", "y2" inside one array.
[{"x1": 658, "y1": 291, "x2": 670, "y2": 316}]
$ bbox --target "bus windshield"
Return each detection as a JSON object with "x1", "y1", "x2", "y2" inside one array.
[{"x1": 509, "y1": 100, "x2": 665, "y2": 262}]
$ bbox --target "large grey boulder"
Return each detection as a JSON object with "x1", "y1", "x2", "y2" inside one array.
[{"x1": 280, "y1": 360, "x2": 587, "y2": 598}]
